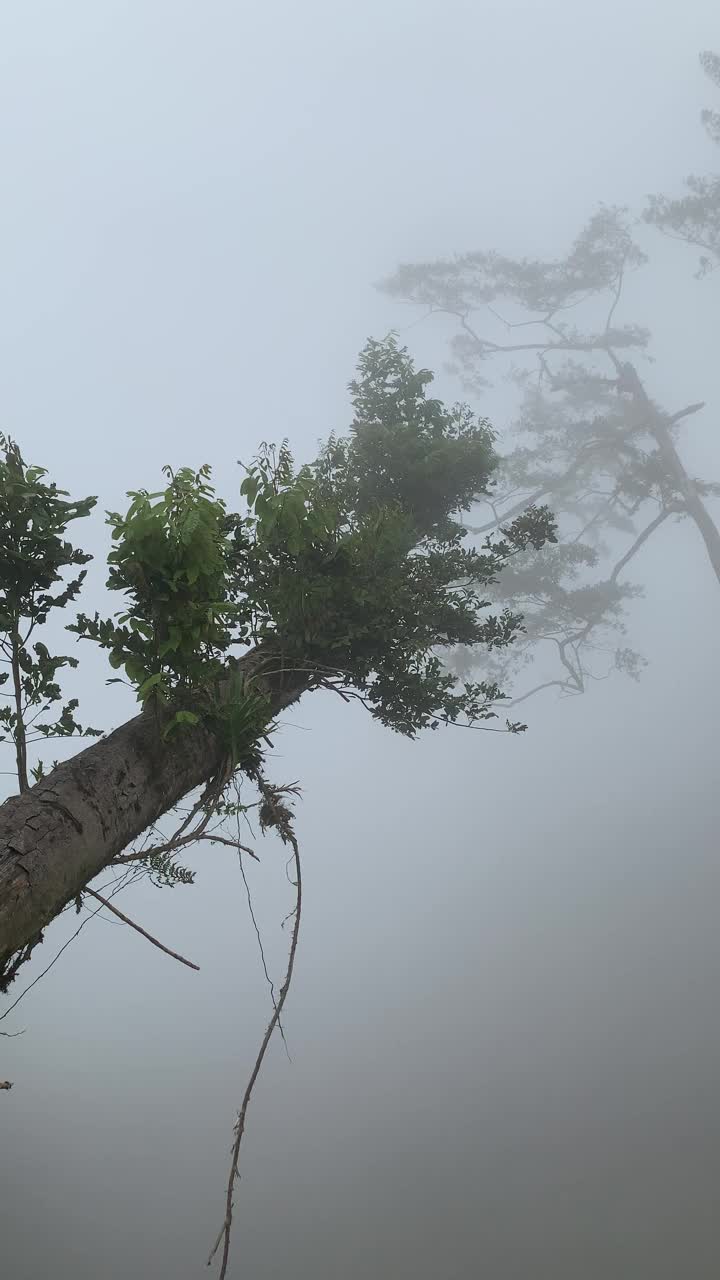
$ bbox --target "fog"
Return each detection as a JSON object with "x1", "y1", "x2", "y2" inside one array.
[{"x1": 2, "y1": 2, "x2": 720, "y2": 1276}]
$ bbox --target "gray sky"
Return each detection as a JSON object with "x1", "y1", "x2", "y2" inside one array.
[{"x1": 2, "y1": 3, "x2": 720, "y2": 1277}]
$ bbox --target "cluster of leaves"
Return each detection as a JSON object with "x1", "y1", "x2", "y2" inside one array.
[
  {"x1": 380, "y1": 201, "x2": 712, "y2": 701},
  {"x1": 645, "y1": 50, "x2": 720, "y2": 273},
  {"x1": 144, "y1": 851, "x2": 196, "y2": 889},
  {"x1": 230, "y1": 336, "x2": 555, "y2": 734},
  {"x1": 69, "y1": 465, "x2": 269, "y2": 757},
  {"x1": 71, "y1": 464, "x2": 241, "y2": 691},
  {"x1": 66, "y1": 336, "x2": 554, "y2": 745},
  {"x1": 0, "y1": 435, "x2": 101, "y2": 791}
]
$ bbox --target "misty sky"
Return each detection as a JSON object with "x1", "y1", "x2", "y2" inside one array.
[{"x1": 2, "y1": 3, "x2": 720, "y2": 1277}]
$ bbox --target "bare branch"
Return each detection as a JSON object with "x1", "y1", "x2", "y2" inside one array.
[
  {"x1": 83, "y1": 888, "x2": 200, "y2": 972},
  {"x1": 115, "y1": 831, "x2": 259, "y2": 866}
]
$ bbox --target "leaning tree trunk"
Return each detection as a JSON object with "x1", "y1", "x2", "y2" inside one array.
[{"x1": 0, "y1": 649, "x2": 312, "y2": 977}]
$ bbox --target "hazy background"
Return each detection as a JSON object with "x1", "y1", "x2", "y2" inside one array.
[{"x1": 2, "y1": 2, "x2": 720, "y2": 1276}]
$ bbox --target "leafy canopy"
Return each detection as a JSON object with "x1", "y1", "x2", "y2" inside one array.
[{"x1": 3, "y1": 337, "x2": 555, "y2": 794}]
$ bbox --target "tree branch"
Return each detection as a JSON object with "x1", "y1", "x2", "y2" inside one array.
[
  {"x1": 668, "y1": 401, "x2": 705, "y2": 425},
  {"x1": 83, "y1": 888, "x2": 200, "y2": 972},
  {"x1": 457, "y1": 312, "x2": 610, "y2": 357},
  {"x1": 604, "y1": 263, "x2": 625, "y2": 336},
  {"x1": 114, "y1": 830, "x2": 259, "y2": 866},
  {"x1": 502, "y1": 678, "x2": 580, "y2": 706},
  {"x1": 609, "y1": 509, "x2": 673, "y2": 583}
]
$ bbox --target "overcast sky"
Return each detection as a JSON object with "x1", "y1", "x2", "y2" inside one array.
[{"x1": 2, "y1": 3, "x2": 720, "y2": 1277}]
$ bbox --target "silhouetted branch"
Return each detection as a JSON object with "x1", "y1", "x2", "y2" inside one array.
[
  {"x1": 668, "y1": 401, "x2": 705, "y2": 425},
  {"x1": 609, "y1": 509, "x2": 673, "y2": 583},
  {"x1": 503, "y1": 679, "x2": 580, "y2": 706},
  {"x1": 605, "y1": 264, "x2": 625, "y2": 336},
  {"x1": 457, "y1": 312, "x2": 609, "y2": 357}
]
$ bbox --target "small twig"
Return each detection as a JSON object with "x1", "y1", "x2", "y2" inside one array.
[{"x1": 84, "y1": 888, "x2": 200, "y2": 972}]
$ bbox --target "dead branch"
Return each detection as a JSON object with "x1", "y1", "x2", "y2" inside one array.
[
  {"x1": 207, "y1": 776, "x2": 303, "y2": 1279},
  {"x1": 114, "y1": 830, "x2": 259, "y2": 866},
  {"x1": 84, "y1": 888, "x2": 200, "y2": 972}
]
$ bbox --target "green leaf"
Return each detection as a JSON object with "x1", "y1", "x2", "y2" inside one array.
[
  {"x1": 240, "y1": 475, "x2": 259, "y2": 505},
  {"x1": 137, "y1": 672, "x2": 164, "y2": 700}
]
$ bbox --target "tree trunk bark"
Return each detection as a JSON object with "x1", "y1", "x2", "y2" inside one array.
[{"x1": 0, "y1": 649, "x2": 312, "y2": 977}]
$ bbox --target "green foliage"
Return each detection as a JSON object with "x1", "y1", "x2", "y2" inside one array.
[
  {"x1": 226, "y1": 335, "x2": 554, "y2": 735},
  {"x1": 2, "y1": 337, "x2": 555, "y2": 806},
  {"x1": 345, "y1": 335, "x2": 499, "y2": 538},
  {"x1": 69, "y1": 337, "x2": 552, "y2": 742},
  {"x1": 201, "y1": 668, "x2": 269, "y2": 770},
  {"x1": 0, "y1": 435, "x2": 100, "y2": 790},
  {"x1": 70, "y1": 464, "x2": 274, "y2": 763},
  {"x1": 144, "y1": 851, "x2": 196, "y2": 889},
  {"x1": 70, "y1": 464, "x2": 247, "y2": 700}
]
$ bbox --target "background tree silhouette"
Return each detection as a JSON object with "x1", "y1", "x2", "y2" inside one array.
[
  {"x1": 381, "y1": 55, "x2": 720, "y2": 705},
  {"x1": 646, "y1": 50, "x2": 720, "y2": 271}
]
